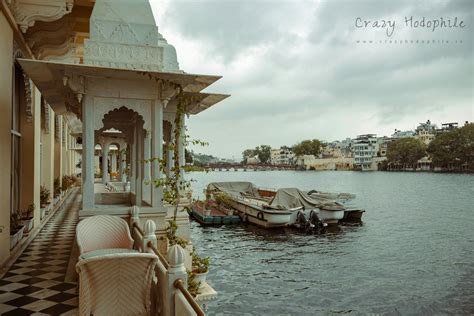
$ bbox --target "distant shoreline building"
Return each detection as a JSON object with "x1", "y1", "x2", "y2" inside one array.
[
  {"x1": 352, "y1": 134, "x2": 386, "y2": 171},
  {"x1": 270, "y1": 147, "x2": 294, "y2": 165},
  {"x1": 415, "y1": 120, "x2": 437, "y2": 145}
]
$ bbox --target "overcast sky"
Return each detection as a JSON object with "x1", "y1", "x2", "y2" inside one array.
[{"x1": 151, "y1": 0, "x2": 473, "y2": 160}]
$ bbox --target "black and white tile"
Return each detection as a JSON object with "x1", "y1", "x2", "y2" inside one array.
[{"x1": 0, "y1": 190, "x2": 80, "y2": 315}]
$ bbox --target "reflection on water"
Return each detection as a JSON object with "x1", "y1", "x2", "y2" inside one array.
[{"x1": 189, "y1": 171, "x2": 474, "y2": 315}]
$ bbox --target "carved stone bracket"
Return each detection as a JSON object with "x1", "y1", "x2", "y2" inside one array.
[
  {"x1": 23, "y1": 74, "x2": 33, "y2": 122},
  {"x1": 8, "y1": 0, "x2": 74, "y2": 33},
  {"x1": 43, "y1": 100, "x2": 50, "y2": 134},
  {"x1": 55, "y1": 115, "x2": 61, "y2": 142}
]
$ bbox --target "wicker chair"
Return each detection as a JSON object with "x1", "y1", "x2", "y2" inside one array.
[
  {"x1": 76, "y1": 253, "x2": 158, "y2": 316},
  {"x1": 76, "y1": 215, "x2": 134, "y2": 254}
]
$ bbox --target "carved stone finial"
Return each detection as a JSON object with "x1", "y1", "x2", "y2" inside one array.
[
  {"x1": 131, "y1": 205, "x2": 140, "y2": 217},
  {"x1": 168, "y1": 244, "x2": 185, "y2": 267},
  {"x1": 144, "y1": 219, "x2": 156, "y2": 237}
]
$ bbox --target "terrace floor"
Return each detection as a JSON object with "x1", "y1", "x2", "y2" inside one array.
[{"x1": 0, "y1": 190, "x2": 80, "y2": 315}]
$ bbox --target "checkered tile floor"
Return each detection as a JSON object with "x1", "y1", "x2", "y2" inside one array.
[{"x1": 0, "y1": 190, "x2": 80, "y2": 315}]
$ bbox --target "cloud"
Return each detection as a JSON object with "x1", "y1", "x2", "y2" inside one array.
[{"x1": 151, "y1": 0, "x2": 473, "y2": 159}]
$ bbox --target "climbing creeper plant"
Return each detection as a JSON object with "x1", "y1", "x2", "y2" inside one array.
[{"x1": 150, "y1": 89, "x2": 207, "y2": 222}]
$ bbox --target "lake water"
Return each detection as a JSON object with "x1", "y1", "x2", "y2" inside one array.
[{"x1": 187, "y1": 171, "x2": 474, "y2": 315}]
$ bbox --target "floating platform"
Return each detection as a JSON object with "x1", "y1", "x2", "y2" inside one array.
[{"x1": 190, "y1": 201, "x2": 241, "y2": 225}]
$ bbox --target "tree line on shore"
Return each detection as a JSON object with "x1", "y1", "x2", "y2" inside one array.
[
  {"x1": 241, "y1": 140, "x2": 326, "y2": 164},
  {"x1": 187, "y1": 123, "x2": 473, "y2": 171},
  {"x1": 240, "y1": 123, "x2": 472, "y2": 171},
  {"x1": 384, "y1": 123, "x2": 473, "y2": 171}
]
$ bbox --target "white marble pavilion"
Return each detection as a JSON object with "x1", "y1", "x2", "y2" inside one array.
[
  {"x1": 19, "y1": 0, "x2": 228, "y2": 233},
  {"x1": 0, "y1": 0, "x2": 228, "y2": 314}
]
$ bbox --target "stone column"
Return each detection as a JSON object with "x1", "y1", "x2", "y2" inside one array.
[
  {"x1": 166, "y1": 121, "x2": 175, "y2": 177},
  {"x1": 143, "y1": 131, "x2": 151, "y2": 202},
  {"x1": 175, "y1": 112, "x2": 186, "y2": 197},
  {"x1": 94, "y1": 155, "x2": 100, "y2": 177},
  {"x1": 82, "y1": 95, "x2": 95, "y2": 210},
  {"x1": 61, "y1": 122, "x2": 67, "y2": 178},
  {"x1": 41, "y1": 103, "x2": 54, "y2": 198},
  {"x1": 20, "y1": 86, "x2": 41, "y2": 227},
  {"x1": 68, "y1": 131, "x2": 73, "y2": 175},
  {"x1": 121, "y1": 145, "x2": 127, "y2": 182},
  {"x1": 135, "y1": 125, "x2": 143, "y2": 206},
  {"x1": 101, "y1": 144, "x2": 109, "y2": 184},
  {"x1": 151, "y1": 100, "x2": 164, "y2": 207},
  {"x1": 54, "y1": 114, "x2": 63, "y2": 191},
  {"x1": 130, "y1": 139, "x2": 136, "y2": 193},
  {"x1": 70, "y1": 135, "x2": 74, "y2": 175},
  {"x1": 111, "y1": 151, "x2": 117, "y2": 173},
  {"x1": 178, "y1": 113, "x2": 186, "y2": 181}
]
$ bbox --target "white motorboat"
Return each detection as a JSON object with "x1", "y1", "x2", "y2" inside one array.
[
  {"x1": 206, "y1": 182, "x2": 356, "y2": 228},
  {"x1": 207, "y1": 182, "x2": 300, "y2": 228}
]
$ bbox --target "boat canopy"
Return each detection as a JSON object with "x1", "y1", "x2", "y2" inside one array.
[
  {"x1": 208, "y1": 182, "x2": 345, "y2": 211},
  {"x1": 269, "y1": 188, "x2": 345, "y2": 210},
  {"x1": 207, "y1": 182, "x2": 260, "y2": 199}
]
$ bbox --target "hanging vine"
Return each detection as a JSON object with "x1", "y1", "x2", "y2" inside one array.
[{"x1": 150, "y1": 90, "x2": 208, "y2": 227}]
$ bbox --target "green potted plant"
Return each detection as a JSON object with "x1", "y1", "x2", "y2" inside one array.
[
  {"x1": 53, "y1": 177, "x2": 61, "y2": 202},
  {"x1": 21, "y1": 203, "x2": 35, "y2": 233},
  {"x1": 166, "y1": 220, "x2": 189, "y2": 249},
  {"x1": 187, "y1": 271, "x2": 201, "y2": 297},
  {"x1": 192, "y1": 251, "x2": 210, "y2": 287},
  {"x1": 62, "y1": 175, "x2": 72, "y2": 192},
  {"x1": 10, "y1": 210, "x2": 24, "y2": 249},
  {"x1": 40, "y1": 185, "x2": 50, "y2": 219},
  {"x1": 70, "y1": 175, "x2": 79, "y2": 186}
]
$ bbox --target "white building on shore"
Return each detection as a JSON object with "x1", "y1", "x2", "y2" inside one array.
[
  {"x1": 270, "y1": 147, "x2": 294, "y2": 165},
  {"x1": 415, "y1": 120, "x2": 437, "y2": 145},
  {"x1": 352, "y1": 134, "x2": 387, "y2": 171}
]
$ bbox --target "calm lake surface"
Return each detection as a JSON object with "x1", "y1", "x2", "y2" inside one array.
[{"x1": 188, "y1": 171, "x2": 474, "y2": 315}]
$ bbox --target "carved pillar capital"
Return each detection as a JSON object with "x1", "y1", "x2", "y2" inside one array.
[{"x1": 23, "y1": 74, "x2": 33, "y2": 123}]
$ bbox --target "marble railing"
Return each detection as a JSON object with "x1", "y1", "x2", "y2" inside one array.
[{"x1": 130, "y1": 213, "x2": 204, "y2": 316}]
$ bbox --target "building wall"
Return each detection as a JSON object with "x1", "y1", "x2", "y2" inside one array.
[
  {"x1": 0, "y1": 11, "x2": 13, "y2": 264},
  {"x1": 300, "y1": 156, "x2": 355, "y2": 170},
  {"x1": 19, "y1": 85, "x2": 42, "y2": 226}
]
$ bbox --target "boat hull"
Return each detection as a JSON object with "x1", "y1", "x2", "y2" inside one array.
[
  {"x1": 228, "y1": 200, "x2": 293, "y2": 228},
  {"x1": 319, "y1": 209, "x2": 345, "y2": 224},
  {"x1": 190, "y1": 201, "x2": 241, "y2": 226}
]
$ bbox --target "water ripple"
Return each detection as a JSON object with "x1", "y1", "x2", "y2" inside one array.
[{"x1": 189, "y1": 171, "x2": 474, "y2": 315}]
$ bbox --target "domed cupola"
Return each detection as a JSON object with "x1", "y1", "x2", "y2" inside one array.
[{"x1": 84, "y1": 0, "x2": 180, "y2": 72}]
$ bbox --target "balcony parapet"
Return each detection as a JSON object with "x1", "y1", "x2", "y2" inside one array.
[{"x1": 130, "y1": 207, "x2": 210, "y2": 316}]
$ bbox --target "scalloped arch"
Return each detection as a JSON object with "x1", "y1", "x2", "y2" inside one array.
[{"x1": 93, "y1": 98, "x2": 151, "y2": 132}]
